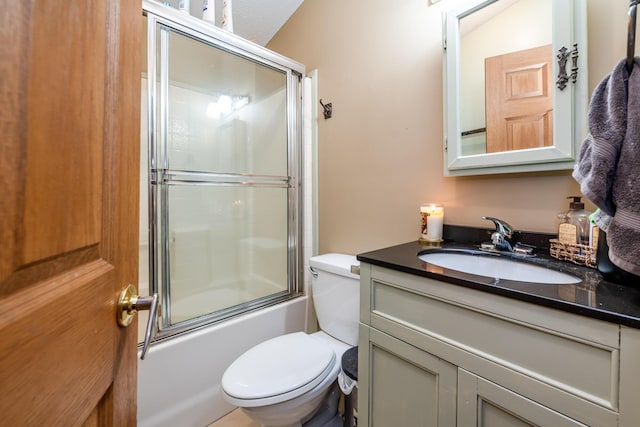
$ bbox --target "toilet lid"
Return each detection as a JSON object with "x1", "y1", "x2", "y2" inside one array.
[{"x1": 222, "y1": 332, "x2": 336, "y2": 403}]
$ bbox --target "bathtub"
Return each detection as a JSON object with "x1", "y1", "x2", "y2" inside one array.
[{"x1": 137, "y1": 296, "x2": 309, "y2": 427}]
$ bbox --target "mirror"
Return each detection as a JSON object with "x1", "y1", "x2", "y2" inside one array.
[{"x1": 443, "y1": 0, "x2": 588, "y2": 176}]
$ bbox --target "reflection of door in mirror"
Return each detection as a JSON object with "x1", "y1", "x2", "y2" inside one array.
[
  {"x1": 459, "y1": 0, "x2": 551, "y2": 156},
  {"x1": 485, "y1": 44, "x2": 553, "y2": 153}
]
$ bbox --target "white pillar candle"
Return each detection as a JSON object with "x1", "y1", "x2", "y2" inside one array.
[
  {"x1": 179, "y1": 0, "x2": 190, "y2": 14},
  {"x1": 420, "y1": 203, "x2": 444, "y2": 242},
  {"x1": 420, "y1": 205, "x2": 429, "y2": 237},
  {"x1": 222, "y1": 0, "x2": 234, "y2": 32},
  {"x1": 202, "y1": 0, "x2": 215, "y2": 24}
]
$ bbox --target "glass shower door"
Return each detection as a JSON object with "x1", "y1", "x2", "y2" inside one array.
[{"x1": 143, "y1": 7, "x2": 304, "y2": 339}]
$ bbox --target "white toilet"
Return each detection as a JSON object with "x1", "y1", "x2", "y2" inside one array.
[{"x1": 220, "y1": 253, "x2": 360, "y2": 427}]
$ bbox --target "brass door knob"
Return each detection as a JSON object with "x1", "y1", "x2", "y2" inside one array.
[{"x1": 117, "y1": 284, "x2": 159, "y2": 360}]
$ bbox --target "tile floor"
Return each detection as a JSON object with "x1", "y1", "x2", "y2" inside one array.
[
  {"x1": 208, "y1": 409, "x2": 260, "y2": 427},
  {"x1": 208, "y1": 393, "x2": 355, "y2": 426}
]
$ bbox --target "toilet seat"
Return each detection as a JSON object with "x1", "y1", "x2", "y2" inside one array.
[{"x1": 221, "y1": 332, "x2": 337, "y2": 407}]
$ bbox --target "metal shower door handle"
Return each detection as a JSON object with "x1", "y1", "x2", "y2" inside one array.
[{"x1": 117, "y1": 284, "x2": 159, "y2": 360}]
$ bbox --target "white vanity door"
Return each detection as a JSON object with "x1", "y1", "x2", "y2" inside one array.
[
  {"x1": 457, "y1": 369, "x2": 590, "y2": 427},
  {"x1": 359, "y1": 327, "x2": 457, "y2": 427}
]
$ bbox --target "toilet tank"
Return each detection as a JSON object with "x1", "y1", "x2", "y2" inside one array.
[{"x1": 309, "y1": 254, "x2": 360, "y2": 346}]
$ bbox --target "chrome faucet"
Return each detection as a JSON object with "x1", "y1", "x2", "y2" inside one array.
[{"x1": 482, "y1": 216, "x2": 514, "y2": 252}]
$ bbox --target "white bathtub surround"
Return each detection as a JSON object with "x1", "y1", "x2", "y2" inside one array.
[
  {"x1": 138, "y1": 297, "x2": 308, "y2": 427},
  {"x1": 303, "y1": 72, "x2": 318, "y2": 330}
]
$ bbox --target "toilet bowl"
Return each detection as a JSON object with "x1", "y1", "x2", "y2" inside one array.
[{"x1": 220, "y1": 254, "x2": 360, "y2": 427}]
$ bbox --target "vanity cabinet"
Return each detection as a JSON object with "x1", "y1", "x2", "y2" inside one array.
[
  {"x1": 457, "y1": 369, "x2": 586, "y2": 427},
  {"x1": 359, "y1": 324, "x2": 457, "y2": 426},
  {"x1": 358, "y1": 263, "x2": 640, "y2": 426}
]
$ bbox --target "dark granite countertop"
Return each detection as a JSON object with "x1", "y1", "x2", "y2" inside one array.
[{"x1": 357, "y1": 240, "x2": 640, "y2": 329}]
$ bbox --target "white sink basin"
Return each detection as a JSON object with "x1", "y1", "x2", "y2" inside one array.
[{"x1": 418, "y1": 252, "x2": 581, "y2": 285}]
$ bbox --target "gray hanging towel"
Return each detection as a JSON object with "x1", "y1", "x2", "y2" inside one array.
[{"x1": 573, "y1": 58, "x2": 640, "y2": 276}]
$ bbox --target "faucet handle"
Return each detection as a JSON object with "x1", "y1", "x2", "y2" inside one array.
[{"x1": 481, "y1": 216, "x2": 513, "y2": 239}]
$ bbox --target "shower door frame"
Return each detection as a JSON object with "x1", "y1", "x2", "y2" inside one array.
[{"x1": 143, "y1": 1, "x2": 305, "y2": 341}]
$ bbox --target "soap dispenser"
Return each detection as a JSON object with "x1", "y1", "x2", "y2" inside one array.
[{"x1": 558, "y1": 196, "x2": 591, "y2": 246}]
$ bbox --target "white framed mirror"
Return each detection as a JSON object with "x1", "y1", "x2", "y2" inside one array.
[{"x1": 443, "y1": 0, "x2": 588, "y2": 176}]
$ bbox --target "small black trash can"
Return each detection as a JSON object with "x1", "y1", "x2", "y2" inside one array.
[{"x1": 340, "y1": 347, "x2": 358, "y2": 427}]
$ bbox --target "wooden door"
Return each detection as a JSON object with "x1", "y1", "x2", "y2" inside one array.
[
  {"x1": 0, "y1": 1, "x2": 141, "y2": 425},
  {"x1": 485, "y1": 44, "x2": 553, "y2": 153}
]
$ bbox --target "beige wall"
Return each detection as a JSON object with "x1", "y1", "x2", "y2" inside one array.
[{"x1": 268, "y1": 0, "x2": 628, "y2": 255}]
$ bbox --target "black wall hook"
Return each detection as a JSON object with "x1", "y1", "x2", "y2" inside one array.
[{"x1": 319, "y1": 99, "x2": 332, "y2": 119}]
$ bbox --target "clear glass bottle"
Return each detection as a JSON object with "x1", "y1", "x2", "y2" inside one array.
[{"x1": 565, "y1": 196, "x2": 591, "y2": 246}]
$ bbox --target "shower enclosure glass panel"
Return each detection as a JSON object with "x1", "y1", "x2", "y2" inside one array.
[
  {"x1": 166, "y1": 185, "x2": 288, "y2": 324},
  {"x1": 143, "y1": 5, "x2": 303, "y2": 340},
  {"x1": 164, "y1": 30, "x2": 288, "y2": 176}
]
